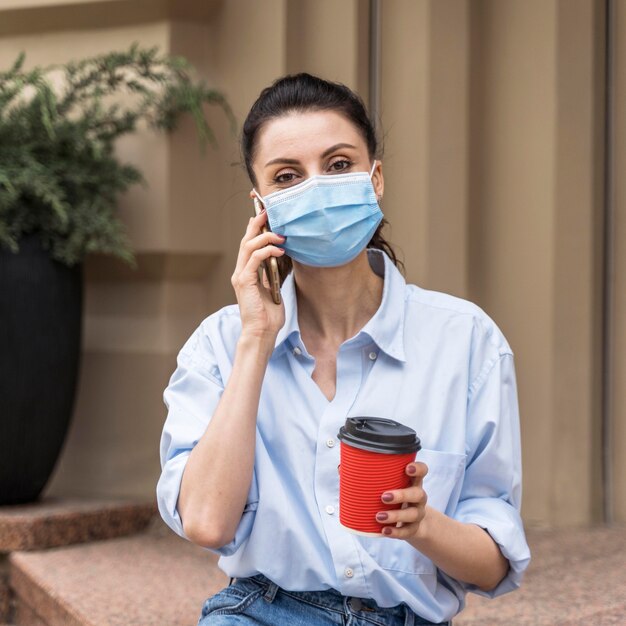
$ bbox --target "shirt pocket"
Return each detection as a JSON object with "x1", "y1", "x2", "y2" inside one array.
[{"x1": 354, "y1": 448, "x2": 466, "y2": 575}]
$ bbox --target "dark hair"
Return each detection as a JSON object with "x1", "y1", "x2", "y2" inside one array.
[{"x1": 241, "y1": 73, "x2": 403, "y2": 280}]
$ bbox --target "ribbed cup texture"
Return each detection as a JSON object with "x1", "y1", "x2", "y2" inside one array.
[{"x1": 339, "y1": 442, "x2": 417, "y2": 534}]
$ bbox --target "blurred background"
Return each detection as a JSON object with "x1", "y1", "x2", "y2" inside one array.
[{"x1": 1, "y1": 0, "x2": 623, "y2": 532}]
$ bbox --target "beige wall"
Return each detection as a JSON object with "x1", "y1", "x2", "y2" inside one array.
[
  {"x1": 470, "y1": 0, "x2": 605, "y2": 526},
  {"x1": 470, "y1": 0, "x2": 560, "y2": 526},
  {"x1": 379, "y1": 0, "x2": 608, "y2": 526},
  {"x1": 2, "y1": 0, "x2": 623, "y2": 527},
  {"x1": 381, "y1": 0, "x2": 469, "y2": 298},
  {"x1": 613, "y1": 0, "x2": 626, "y2": 522}
]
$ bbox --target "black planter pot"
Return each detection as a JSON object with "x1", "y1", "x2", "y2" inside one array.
[{"x1": 0, "y1": 233, "x2": 83, "y2": 504}]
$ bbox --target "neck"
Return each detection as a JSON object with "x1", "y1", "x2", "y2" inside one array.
[{"x1": 293, "y1": 251, "x2": 383, "y2": 347}]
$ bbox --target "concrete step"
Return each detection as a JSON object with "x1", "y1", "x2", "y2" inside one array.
[
  {"x1": 0, "y1": 498, "x2": 157, "y2": 623},
  {"x1": 456, "y1": 525, "x2": 626, "y2": 625},
  {"x1": 10, "y1": 519, "x2": 227, "y2": 626},
  {"x1": 7, "y1": 521, "x2": 626, "y2": 626},
  {"x1": 0, "y1": 498, "x2": 156, "y2": 552}
]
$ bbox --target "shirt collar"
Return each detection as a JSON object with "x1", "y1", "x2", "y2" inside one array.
[
  {"x1": 274, "y1": 270, "x2": 300, "y2": 353},
  {"x1": 273, "y1": 249, "x2": 407, "y2": 362},
  {"x1": 358, "y1": 249, "x2": 407, "y2": 362}
]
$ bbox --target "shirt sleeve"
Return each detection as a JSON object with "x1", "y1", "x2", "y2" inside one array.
[
  {"x1": 156, "y1": 325, "x2": 259, "y2": 557},
  {"x1": 452, "y1": 352, "x2": 531, "y2": 597}
]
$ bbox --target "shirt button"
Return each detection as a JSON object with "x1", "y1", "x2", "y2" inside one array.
[
  {"x1": 293, "y1": 346, "x2": 302, "y2": 356},
  {"x1": 344, "y1": 567, "x2": 354, "y2": 578},
  {"x1": 326, "y1": 438, "x2": 336, "y2": 448},
  {"x1": 368, "y1": 351, "x2": 377, "y2": 361},
  {"x1": 325, "y1": 505, "x2": 335, "y2": 515}
]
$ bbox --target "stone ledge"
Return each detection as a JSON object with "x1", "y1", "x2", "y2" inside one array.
[
  {"x1": 10, "y1": 520, "x2": 226, "y2": 626},
  {"x1": 0, "y1": 559, "x2": 9, "y2": 623},
  {"x1": 0, "y1": 498, "x2": 156, "y2": 552},
  {"x1": 7, "y1": 522, "x2": 626, "y2": 625},
  {"x1": 455, "y1": 525, "x2": 626, "y2": 625}
]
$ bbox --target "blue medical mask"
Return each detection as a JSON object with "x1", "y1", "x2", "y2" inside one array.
[{"x1": 254, "y1": 162, "x2": 383, "y2": 268}]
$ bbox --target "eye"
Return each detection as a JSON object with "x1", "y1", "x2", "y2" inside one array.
[
  {"x1": 328, "y1": 159, "x2": 352, "y2": 173},
  {"x1": 273, "y1": 171, "x2": 301, "y2": 185}
]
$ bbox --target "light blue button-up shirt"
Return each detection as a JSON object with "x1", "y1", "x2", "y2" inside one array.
[{"x1": 157, "y1": 249, "x2": 531, "y2": 623}]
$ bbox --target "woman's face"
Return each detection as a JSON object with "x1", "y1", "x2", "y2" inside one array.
[{"x1": 251, "y1": 110, "x2": 384, "y2": 199}]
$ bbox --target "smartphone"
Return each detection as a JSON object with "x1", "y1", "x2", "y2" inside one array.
[{"x1": 253, "y1": 196, "x2": 282, "y2": 305}]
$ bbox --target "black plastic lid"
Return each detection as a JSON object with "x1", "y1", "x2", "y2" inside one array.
[{"x1": 337, "y1": 417, "x2": 421, "y2": 455}]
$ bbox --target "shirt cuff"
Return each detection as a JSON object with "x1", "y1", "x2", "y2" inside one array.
[
  {"x1": 208, "y1": 500, "x2": 258, "y2": 557},
  {"x1": 156, "y1": 450, "x2": 259, "y2": 557},
  {"x1": 453, "y1": 497, "x2": 531, "y2": 598},
  {"x1": 156, "y1": 450, "x2": 191, "y2": 540}
]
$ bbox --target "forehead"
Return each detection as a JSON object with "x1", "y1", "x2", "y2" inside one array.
[{"x1": 254, "y1": 110, "x2": 367, "y2": 162}]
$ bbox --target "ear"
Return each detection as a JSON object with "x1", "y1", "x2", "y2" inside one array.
[
  {"x1": 250, "y1": 189, "x2": 265, "y2": 207},
  {"x1": 372, "y1": 161, "x2": 384, "y2": 202}
]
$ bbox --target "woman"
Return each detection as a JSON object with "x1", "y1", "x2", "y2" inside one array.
[{"x1": 157, "y1": 74, "x2": 530, "y2": 626}]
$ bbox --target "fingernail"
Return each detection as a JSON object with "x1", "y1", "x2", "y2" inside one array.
[
  {"x1": 381, "y1": 493, "x2": 394, "y2": 503},
  {"x1": 376, "y1": 512, "x2": 388, "y2": 521},
  {"x1": 382, "y1": 527, "x2": 392, "y2": 535},
  {"x1": 407, "y1": 465, "x2": 417, "y2": 475}
]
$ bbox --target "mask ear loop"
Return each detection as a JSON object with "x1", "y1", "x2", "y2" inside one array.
[
  {"x1": 252, "y1": 189, "x2": 265, "y2": 208},
  {"x1": 370, "y1": 161, "x2": 383, "y2": 202}
]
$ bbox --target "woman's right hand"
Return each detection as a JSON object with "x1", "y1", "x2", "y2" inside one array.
[{"x1": 231, "y1": 209, "x2": 286, "y2": 345}]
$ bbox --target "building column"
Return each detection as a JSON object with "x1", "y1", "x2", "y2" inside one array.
[
  {"x1": 469, "y1": 0, "x2": 605, "y2": 526},
  {"x1": 611, "y1": 0, "x2": 626, "y2": 523}
]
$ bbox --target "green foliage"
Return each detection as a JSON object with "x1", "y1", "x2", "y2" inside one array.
[{"x1": 0, "y1": 43, "x2": 234, "y2": 267}]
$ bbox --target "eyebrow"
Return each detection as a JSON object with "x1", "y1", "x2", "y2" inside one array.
[
  {"x1": 264, "y1": 143, "x2": 358, "y2": 168},
  {"x1": 321, "y1": 142, "x2": 358, "y2": 158}
]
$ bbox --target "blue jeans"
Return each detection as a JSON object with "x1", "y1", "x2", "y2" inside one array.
[{"x1": 198, "y1": 574, "x2": 451, "y2": 626}]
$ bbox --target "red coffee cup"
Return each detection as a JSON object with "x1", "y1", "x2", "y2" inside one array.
[{"x1": 337, "y1": 417, "x2": 421, "y2": 536}]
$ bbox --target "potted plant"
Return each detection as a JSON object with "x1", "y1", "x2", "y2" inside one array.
[{"x1": 0, "y1": 43, "x2": 233, "y2": 504}]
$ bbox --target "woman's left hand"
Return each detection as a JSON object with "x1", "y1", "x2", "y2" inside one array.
[{"x1": 375, "y1": 462, "x2": 429, "y2": 539}]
